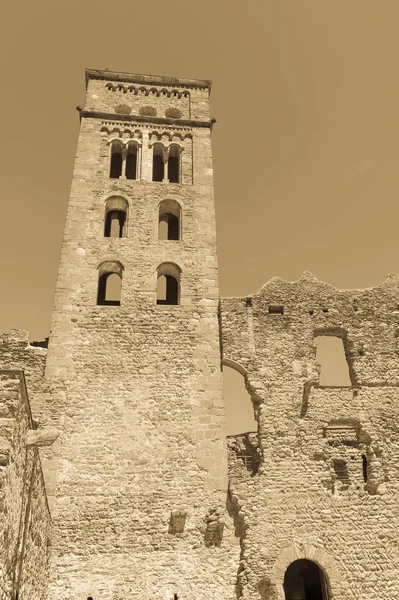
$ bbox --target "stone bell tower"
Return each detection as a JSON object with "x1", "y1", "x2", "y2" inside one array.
[{"x1": 44, "y1": 70, "x2": 239, "y2": 600}]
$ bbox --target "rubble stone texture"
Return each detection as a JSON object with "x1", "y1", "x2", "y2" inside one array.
[{"x1": 0, "y1": 69, "x2": 398, "y2": 599}]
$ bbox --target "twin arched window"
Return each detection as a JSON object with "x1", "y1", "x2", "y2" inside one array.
[
  {"x1": 109, "y1": 140, "x2": 182, "y2": 183},
  {"x1": 152, "y1": 143, "x2": 181, "y2": 183},
  {"x1": 110, "y1": 141, "x2": 138, "y2": 180},
  {"x1": 103, "y1": 197, "x2": 182, "y2": 241},
  {"x1": 97, "y1": 261, "x2": 181, "y2": 306}
]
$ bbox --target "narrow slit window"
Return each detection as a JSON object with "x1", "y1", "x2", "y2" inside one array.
[
  {"x1": 125, "y1": 144, "x2": 138, "y2": 180},
  {"x1": 109, "y1": 141, "x2": 123, "y2": 179},
  {"x1": 153, "y1": 144, "x2": 164, "y2": 182},
  {"x1": 362, "y1": 454, "x2": 368, "y2": 483}
]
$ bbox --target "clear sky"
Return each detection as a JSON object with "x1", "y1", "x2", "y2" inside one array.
[{"x1": 1, "y1": 0, "x2": 398, "y2": 432}]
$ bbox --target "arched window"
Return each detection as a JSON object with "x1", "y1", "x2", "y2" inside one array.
[
  {"x1": 168, "y1": 144, "x2": 180, "y2": 183},
  {"x1": 104, "y1": 197, "x2": 128, "y2": 238},
  {"x1": 158, "y1": 200, "x2": 181, "y2": 240},
  {"x1": 315, "y1": 333, "x2": 352, "y2": 386},
  {"x1": 156, "y1": 262, "x2": 181, "y2": 305},
  {"x1": 97, "y1": 261, "x2": 123, "y2": 306},
  {"x1": 109, "y1": 141, "x2": 123, "y2": 179},
  {"x1": 284, "y1": 559, "x2": 329, "y2": 600},
  {"x1": 125, "y1": 143, "x2": 138, "y2": 180},
  {"x1": 153, "y1": 143, "x2": 165, "y2": 182}
]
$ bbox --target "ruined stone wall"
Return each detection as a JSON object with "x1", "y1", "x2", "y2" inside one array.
[
  {"x1": 0, "y1": 371, "x2": 51, "y2": 600},
  {"x1": 0, "y1": 330, "x2": 47, "y2": 422},
  {"x1": 0, "y1": 331, "x2": 62, "y2": 502},
  {"x1": 220, "y1": 271, "x2": 399, "y2": 600},
  {"x1": 45, "y1": 71, "x2": 239, "y2": 600}
]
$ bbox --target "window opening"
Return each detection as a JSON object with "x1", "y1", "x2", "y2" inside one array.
[
  {"x1": 104, "y1": 210, "x2": 126, "y2": 238},
  {"x1": 315, "y1": 336, "x2": 351, "y2": 386},
  {"x1": 153, "y1": 144, "x2": 164, "y2": 182},
  {"x1": 156, "y1": 263, "x2": 181, "y2": 305},
  {"x1": 97, "y1": 261, "x2": 123, "y2": 306},
  {"x1": 333, "y1": 459, "x2": 350, "y2": 490},
  {"x1": 97, "y1": 273, "x2": 122, "y2": 306},
  {"x1": 104, "y1": 198, "x2": 128, "y2": 238},
  {"x1": 168, "y1": 145, "x2": 180, "y2": 183},
  {"x1": 284, "y1": 559, "x2": 329, "y2": 600},
  {"x1": 223, "y1": 365, "x2": 257, "y2": 436},
  {"x1": 125, "y1": 145, "x2": 137, "y2": 180},
  {"x1": 362, "y1": 454, "x2": 368, "y2": 483},
  {"x1": 157, "y1": 275, "x2": 178, "y2": 305},
  {"x1": 268, "y1": 304, "x2": 284, "y2": 315},
  {"x1": 109, "y1": 142, "x2": 123, "y2": 178},
  {"x1": 158, "y1": 200, "x2": 181, "y2": 240}
]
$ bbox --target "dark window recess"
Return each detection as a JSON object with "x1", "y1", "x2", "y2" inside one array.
[
  {"x1": 333, "y1": 459, "x2": 350, "y2": 486},
  {"x1": 245, "y1": 297, "x2": 253, "y2": 307},
  {"x1": 110, "y1": 152, "x2": 122, "y2": 178},
  {"x1": 362, "y1": 454, "x2": 368, "y2": 483},
  {"x1": 31, "y1": 338, "x2": 49, "y2": 348},
  {"x1": 97, "y1": 273, "x2": 121, "y2": 306},
  {"x1": 157, "y1": 275, "x2": 179, "y2": 305},
  {"x1": 268, "y1": 304, "x2": 284, "y2": 315},
  {"x1": 159, "y1": 213, "x2": 179, "y2": 240},
  {"x1": 125, "y1": 150, "x2": 137, "y2": 180},
  {"x1": 104, "y1": 210, "x2": 127, "y2": 238},
  {"x1": 153, "y1": 154, "x2": 164, "y2": 182},
  {"x1": 168, "y1": 155, "x2": 179, "y2": 183}
]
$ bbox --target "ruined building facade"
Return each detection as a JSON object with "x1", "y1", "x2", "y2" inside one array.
[{"x1": 0, "y1": 69, "x2": 398, "y2": 600}]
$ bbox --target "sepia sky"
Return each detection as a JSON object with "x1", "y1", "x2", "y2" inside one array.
[{"x1": 1, "y1": 1, "x2": 399, "y2": 432}]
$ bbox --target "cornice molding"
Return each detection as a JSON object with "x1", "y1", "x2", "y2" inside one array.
[{"x1": 80, "y1": 110, "x2": 211, "y2": 129}]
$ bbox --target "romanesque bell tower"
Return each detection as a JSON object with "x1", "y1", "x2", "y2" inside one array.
[{"x1": 44, "y1": 70, "x2": 239, "y2": 599}]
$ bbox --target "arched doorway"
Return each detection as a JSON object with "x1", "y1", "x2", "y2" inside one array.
[{"x1": 284, "y1": 559, "x2": 329, "y2": 600}]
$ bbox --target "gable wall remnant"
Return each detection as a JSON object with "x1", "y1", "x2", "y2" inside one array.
[{"x1": 221, "y1": 271, "x2": 399, "y2": 599}]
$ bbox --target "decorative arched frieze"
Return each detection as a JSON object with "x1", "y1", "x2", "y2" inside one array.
[
  {"x1": 105, "y1": 82, "x2": 190, "y2": 99},
  {"x1": 100, "y1": 125, "x2": 143, "y2": 140}
]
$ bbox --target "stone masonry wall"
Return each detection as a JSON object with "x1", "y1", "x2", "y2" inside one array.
[
  {"x1": 44, "y1": 71, "x2": 239, "y2": 600},
  {"x1": 220, "y1": 271, "x2": 399, "y2": 600},
  {"x1": 0, "y1": 371, "x2": 51, "y2": 600},
  {"x1": 84, "y1": 70, "x2": 211, "y2": 121}
]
